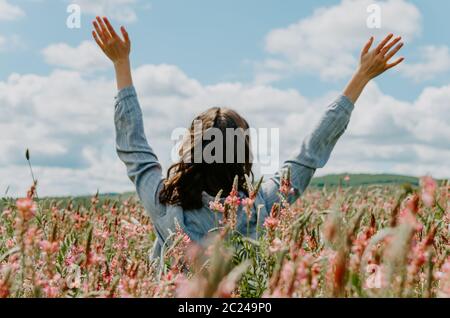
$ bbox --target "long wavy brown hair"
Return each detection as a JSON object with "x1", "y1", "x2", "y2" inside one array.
[{"x1": 159, "y1": 107, "x2": 253, "y2": 210}]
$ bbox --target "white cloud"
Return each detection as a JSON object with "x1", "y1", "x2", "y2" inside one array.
[
  {"x1": 0, "y1": 34, "x2": 25, "y2": 52},
  {"x1": 0, "y1": 0, "x2": 25, "y2": 21},
  {"x1": 336, "y1": 81, "x2": 450, "y2": 154},
  {"x1": 1, "y1": 62, "x2": 449, "y2": 197},
  {"x1": 0, "y1": 0, "x2": 25, "y2": 51},
  {"x1": 42, "y1": 41, "x2": 110, "y2": 72},
  {"x1": 399, "y1": 45, "x2": 450, "y2": 81},
  {"x1": 263, "y1": 0, "x2": 421, "y2": 81},
  {"x1": 0, "y1": 70, "x2": 114, "y2": 171},
  {"x1": 71, "y1": 0, "x2": 141, "y2": 23}
]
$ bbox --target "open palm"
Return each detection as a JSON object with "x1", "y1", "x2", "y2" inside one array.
[
  {"x1": 92, "y1": 16, "x2": 131, "y2": 65},
  {"x1": 359, "y1": 33, "x2": 404, "y2": 79}
]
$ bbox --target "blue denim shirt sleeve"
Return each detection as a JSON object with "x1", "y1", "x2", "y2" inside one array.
[
  {"x1": 261, "y1": 95, "x2": 354, "y2": 210},
  {"x1": 114, "y1": 85, "x2": 354, "y2": 246},
  {"x1": 114, "y1": 86, "x2": 167, "y2": 235}
]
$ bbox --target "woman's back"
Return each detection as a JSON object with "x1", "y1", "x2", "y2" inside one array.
[
  {"x1": 114, "y1": 86, "x2": 354, "y2": 258},
  {"x1": 92, "y1": 17, "x2": 405, "y2": 259}
]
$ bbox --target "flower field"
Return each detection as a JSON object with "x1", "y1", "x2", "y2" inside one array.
[{"x1": 0, "y1": 176, "x2": 448, "y2": 298}]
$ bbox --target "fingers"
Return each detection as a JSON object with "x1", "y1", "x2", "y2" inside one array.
[
  {"x1": 96, "y1": 16, "x2": 112, "y2": 41},
  {"x1": 386, "y1": 57, "x2": 405, "y2": 70},
  {"x1": 381, "y1": 36, "x2": 402, "y2": 56},
  {"x1": 361, "y1": 36, "x2": 374, "y2": 56},
  {"x1": 92, "y1": 30, "x2": 105, "y2": 50},
  {"x1": 385, "y1": 42, "x2": 404, "y2": 61},
  {"x1": 121, "y1": 26, "x2": 130, "y2": 45},
  {"x1": 375, "y1": 33, "x2": 394, "y2": 53},
  {"x1": 93, "y1": 20, "x2": 107, "y2": 43},
  {"x1": 103, "y1": 17, "x2": 120, "y2": 40}
]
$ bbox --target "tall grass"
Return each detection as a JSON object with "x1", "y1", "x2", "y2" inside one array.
[{"x1": 0, "y1": 175, "x2": 448, "y2": 298}]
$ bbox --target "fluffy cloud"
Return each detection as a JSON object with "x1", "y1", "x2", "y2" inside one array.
[
  {"x1": 70, "y1": 0, "x2": 142, "y2": 23},
  {"x1": 0, "y1": 0, "x2": 25, "y2": 51},
  {"x1": 42, "y1": 41, "x2": 110, "y2": 72},
  {"x1": 0, "y1": 34, "x2": 25, "y2": 52},
  {"x1": 0, "y1": 0, "x2": 25, "y2": 21},
  {"x1": 263, "y1": 0, "x2": 421, "y2": 81},
  {"x1": 1, "y1": 61, "x2": 449, "y2": 197},
  {"x1": 399, "y1": 45, "x2": 450, "y2": 81},
  {"x1": 324, "y1": 82, "x2": 450, "y2": 176},
  {"x1": 0, "y1": 70, "x2": 114, "y2": 164}
]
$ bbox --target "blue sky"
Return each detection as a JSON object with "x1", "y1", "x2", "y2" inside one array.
[
  {"x1": 0, "y1": 0, "x2": 449, "y2": 196},
  {"x1": 2, "y1": 0, "x2": 449, "y2": 99}
]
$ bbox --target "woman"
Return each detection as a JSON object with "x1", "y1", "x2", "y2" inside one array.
[{"x1": 92, "y1": 17, "x2": 404, "y2": 258}]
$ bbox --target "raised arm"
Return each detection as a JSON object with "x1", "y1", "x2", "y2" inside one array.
[
  {"x1": 261, "y1": 34, "x2": 405, "y2": 210},
  {"x1": 344, "y1": 33, "x2": 404, "y2": 103},
  {"x1": 92, "y1": 16, "x2": 132, "y2": 90},
  {"x1": 92, "y1": 17, "x2": 165, "y2": 224}
]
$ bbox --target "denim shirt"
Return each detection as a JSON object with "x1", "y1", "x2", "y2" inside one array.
[{"x1": 114, "y1": 86, "x2": 354, "y2": 258}]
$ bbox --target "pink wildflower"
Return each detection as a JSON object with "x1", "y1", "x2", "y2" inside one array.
[
  {"x1": 398, "y1": 194, "x2": 423, "y2": 232},
  {"x1": 6, "y1": 239, "x2": 15, "y2": 249},
  {"x1": 365, "y1": 264, "x2": 384, "y2": 289},
  {"x1": 263, "y1": 216, "x2": 279, "y2": 231},
  {"x1": 39, "y1": 240, "x2": 59, "y2": 254},
  {"x1": 420, "y1": 176, "x2": 437, "y2": 207},
  {"x1": 209, "y1": 201, "x2": 224, "y2": 213},
  {"x1": 435, "y1": 257, "x2": 450, "y2": 298},
  {"x1": 225, "y1": 192, "x2": 241, "y2": 208},
  {"x1": 16, "y1": 198, "x2": 37, "y2": 221},
  {"x1": 398, "y1": 208, "x2": 422, "y2": 232},
  {"x1": 269, "y1": 238, "x2": 284, "y2": 253}
]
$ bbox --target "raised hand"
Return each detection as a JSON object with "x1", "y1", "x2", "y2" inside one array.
[
  {"x1": 92, "y1": 16, "x2": 133, "y2": 90},
  {"x1": 358, "y1": 34, "x2": 404, "y2": 80},
  {"x1": 92, "y1": 16, "x2": 131, "y2": 65},
  {"x1": 343, "y1": 34, "x2": 405, "y2": 104}
]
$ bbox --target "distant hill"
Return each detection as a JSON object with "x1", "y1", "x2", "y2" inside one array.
[
  {"x1": 95, "y1": 174, "x2": 437, "y2": 197},
  {"x1": 2, "y1": 174, "x2": 447, "y2": 203},
  {"x1": 309, "y1": 173, "x2": 428, "y2": 187}
]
